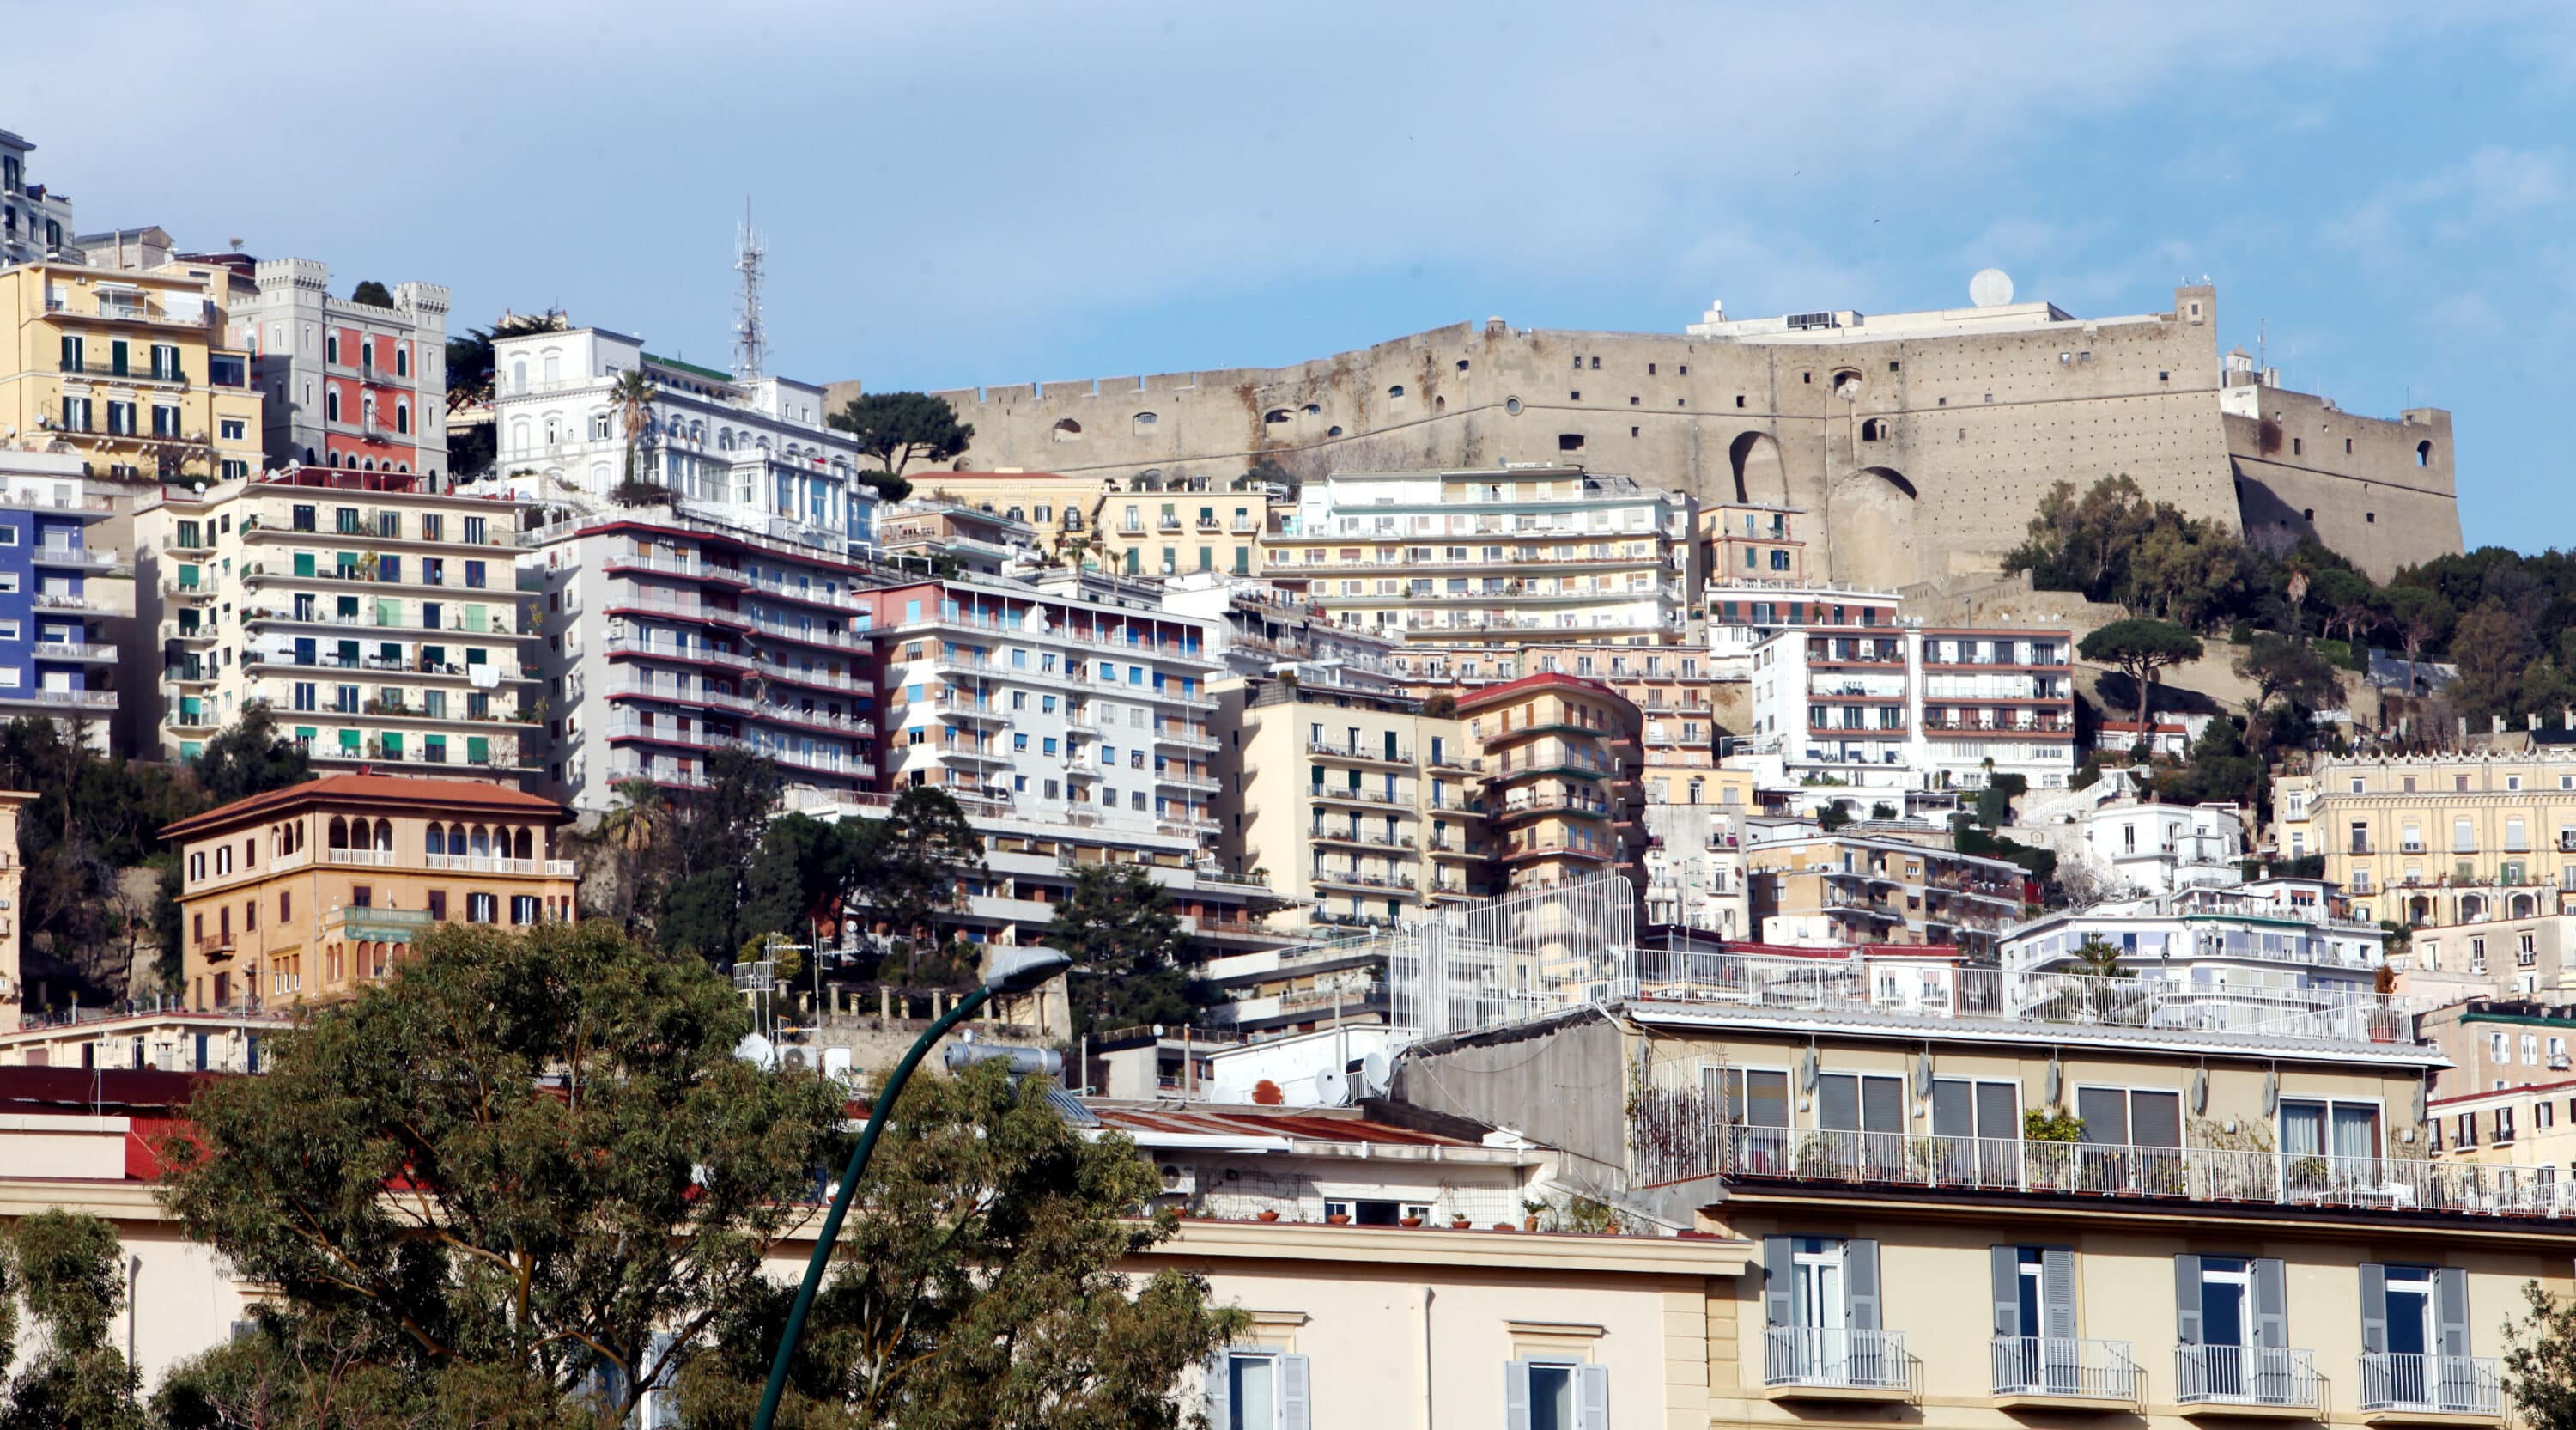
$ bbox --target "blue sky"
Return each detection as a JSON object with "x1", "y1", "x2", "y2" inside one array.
[{"x1": 31, "y1": 2, "x2": 2576, "y2": 550}]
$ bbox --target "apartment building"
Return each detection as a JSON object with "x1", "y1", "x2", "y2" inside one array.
[
  {"x1": 132, "y1": 467, "x2": 537, "y2": 772},
  {"x1": 1701, "y1": 502, "x2": 1904, "y2": 672},
  {"x1": 1265, "y1": 466, "x2": 1695, "y2": 648},
  {"x1": 0, "y1": 260, "x2": 261, "y2": 482},
  {"x1": 2063, "y1": 796, "x2": 2250, "y2": 897},
  {"x1": 486, "y1": 326, "x2": 874, "y2": 555},
  {"x1": 2429, "y1": 1078, "x2": 2576, "y2": 1172},
  {"x1": 1641, "y1": 788, "x2": 1759, "y2": 936},
  {"x1": 2003, "y1": 880, "x2": 2387, "y2": 996},
  {"x1": 1458, "y1": 672, "x2": 1646, "y2": 898},
  {"x1": 872, "y1": 496, "x2": 1036, "y2": 575},
  {"x1": 231, "y1": 258, "x2": 450, "y2": 481},
  {"x1": 1090, "y1": 471, "x2": 1280, "y2": 579},
  {"x1": 1192, "y1": 941, "x2": 1392, "y2": 1041},
  {"x1": 2419, "y1": 999, "x2": 2576, "y2": 1101},
  {"x1": 525, "y1": 513, "x2": 883, "y2": 813},
  {"x1": 1158, "y1": 572, "x2": 1403, "y2": 692},
  {"x1": 2275, "y1": 751, "x2": 2576, "y2": 928},
  {"x1": 1744, "y1": 825, "x2": 2028, "y2": 957},
  {"x1": 1747, "y1": 622, "x2": 2078, "y2": 797},
  {"x1": 2409, "y1": 914, "x2": 2576, "y2": 1000},
  {"x1": 1402, "y1": 948, "x2": 2549, "y2": 1430},
  {"x1": 0, "y1": 129, "x2": 73, "y2": 267},
  {"x1": 1215, "y1": 671, "x2": 1483, "y2": 936},
  {"x1": 0, "y1": 448, "x2": 117, "y2": 745},
  {"x1": 162, "y1": 774, "x2": 575, "y2": 1013}
]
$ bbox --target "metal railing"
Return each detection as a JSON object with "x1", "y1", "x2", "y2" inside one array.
[
  {"x1": 1763, "y1": 1326, "x2": 1910, "y2": 1391},
  {"x1": 1990, "y1": 1337, "x2": 2137, "y2": 1401},
  {"x1": 2175, "y1": 1345, "x2": 2320, "y2": 1409},
  {"x1": 2358, "y1": 1353, "x2": 2500, "y2": 1415}
]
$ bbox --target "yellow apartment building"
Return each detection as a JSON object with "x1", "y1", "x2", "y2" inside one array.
[
  {"x1": 2276, "y1": 750, "x2": 2576, "y2": 929},
  {"x1": 1215, "y1": 670, "x2": 1486, "y2": 935},
  {"x1": 1460, "y1": 672, "x2": 1646, "y2": 898},
  {"x1": 0, "y1": 260, "x2": 263, "y2": 481},
  {"x1": 1744, "y1": 828, "x2": 2029, "y2": 958},
  {"x1": 908, "y1": 468, "x2": 1280, "y2": 578},
  {"x1": 163, "y1": 774, "x2": 577, "y2": 1012}
]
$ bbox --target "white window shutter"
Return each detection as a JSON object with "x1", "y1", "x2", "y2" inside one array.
[
  {"x1": 1204, "y1": 1350, "x2": 1231, "y2": 1429},
  {"x1": 1577, "y1": 1363, "x2": 1611, "y2": 1430},
  {"x1": 1280, "y1": 1354, "x2": 1312, "y2": 1430},
  {"x1": 1505, "y1": 1360, "x2": 1533, "y2": 1430}
]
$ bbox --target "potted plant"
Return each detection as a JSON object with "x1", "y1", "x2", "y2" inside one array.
[
  {"x1": 1255, "y1": 1208, "x2": 1280, "y2": 1223},
  {"x1": 1400, "y1": 1214, "x2": 1424, "y2": 1228},
  {"x1": 1325, "y1": 1212, "x2": 1350, "y2": 1226},
  {"x1": 1450, "y1": 1214, "x2": 1471, "y2": 1229}
]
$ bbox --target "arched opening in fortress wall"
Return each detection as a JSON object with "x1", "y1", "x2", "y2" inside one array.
[
  {"x1": 1829, "y1": 466, "x2": 1921, "y2": 588},
  {"x1": 1728, "y1": 431, "x2": 1789, "y2": 506}
]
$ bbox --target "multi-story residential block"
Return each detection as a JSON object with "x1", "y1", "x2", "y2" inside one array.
[
  {"x1": 1215, "y1": 670, "x2": 1483, "y2": 935},
  {"x1": 1089, "y1": 471, "x2": 1281, "y2": 579},
  {"x1": 1159, "y1": 572, "x2": 1403, "y2": 691},
  {"x1": 1746, "y1": 622, "x2": 2077, "y2": 800},
  {"x1": 0, "y1": 129, "x2": 72, "y2": 267},
  {"x1": 1266, "y1": 465, "x2": 1696, "y2": 648},
  {"x1": 2063, "y1": 795, "x2": 2249, "y2": 897},
  {"x1": 1641, "y1": 788, "x2": 1758, "y2": 936},
  {"x1": 1744, "y1": 825, "x2": 2027, "y2": 957},
  {"x1": 1459, "y1": 672, "x2": 1647, "y2": 898},
  {"x1": 2003, "y1": 880, "x2": 2387, "y2": 998},
  {"x1": 485, "y1": 326, "x2": 873, "y2": 554},
  {"x1": 2275, "y1": 751, "x2": 2576, "y2": 928},
  {"x1": 1194, "y1": 941, "x2": 1392, "y2": 1041},
  {"x1": 0, "y1": 260, "x2": 259, "y2": 482},
  {"x1": 872, "y1": 496, "x2": 1036, "y2": 575},
  {"x1": 2419, "y1": 999, "x2": 2576, "y2": 1103},
  {"x1": 161, "y1": 774, "x2": 576, "y2": 1013},
  {"x1": 2408, "y1": 914, "x2": 2576, "y2": 1001},
  {"x1": 2428, "y1": 1077, "x2": 2576, "y2": 1171},
  {"x1": 132, "y1": 469, "x2": 537, "y2": 772},
  {"x1": 230, "y1": 259, "x2": 450, "y2": 481},
  {"x1": 0, "y1": 448, "x2": 118, "y2": 745},
  {"x1": 526, "y1": 512, "x2": 883, "y2": 812}
]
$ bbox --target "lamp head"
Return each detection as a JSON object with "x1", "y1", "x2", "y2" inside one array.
[{"x1": 984, "y1": 949, "x2": 1070, "y2": 995}]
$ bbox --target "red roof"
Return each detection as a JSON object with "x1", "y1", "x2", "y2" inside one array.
[
  {"x1": 160, "y1": 773, "x2": 569, "y2": 840},
  {"x1": 1091, "y1": 1104, "x2": 1475, "y2": 1147},
  {"x1": 1455, "y1": 670, "x2": 1641, "y2": 722}
]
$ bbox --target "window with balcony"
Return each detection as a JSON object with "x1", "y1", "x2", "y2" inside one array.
[
  {"x1": 1761, "y1": 1235, "x2": 1897, "y2": 1391},
  {"x1": 2360, "y1": 1265, "x2": 2487, "y2": 1415}
]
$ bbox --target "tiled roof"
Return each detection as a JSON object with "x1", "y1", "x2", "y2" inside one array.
[{"x1": 160, "y1": 774, "x2": 569, "y2": 840}]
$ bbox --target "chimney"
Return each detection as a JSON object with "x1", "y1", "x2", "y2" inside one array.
[{"x1": 2493, "y1": 715, "x2": 2506, "y2": 734}]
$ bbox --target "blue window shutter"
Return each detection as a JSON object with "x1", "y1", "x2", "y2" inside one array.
[
  {"x1": 2359, "y1": 1263, "x2": 2387, "y2": 1354},
  {"x1": 1577, "y1": 1363, "x2": 1610, "y2": 1430},
  {"x1": 1846, "y1": 1238, "x2": 1881, "y2": 1330}
]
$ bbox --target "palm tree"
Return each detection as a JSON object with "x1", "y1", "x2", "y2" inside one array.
[
  {"x1": 592, "y1": 776, "x2": 666, "y2": 927},
  {"x1": 611, "y1": 368, "x2": 658, "y2": 489}
]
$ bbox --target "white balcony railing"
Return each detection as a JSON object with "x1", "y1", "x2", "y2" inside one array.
[
  {"x1": 2358, "y1": 1353, "x2": 2501, "y2": 1415},
  {"x1": 1990, "y1": 1337, "x2": 2138, "y2": 1402},
  {"x1": 1764, "y1": 1326, "x2": 1911, "y2": 1392},
  {"x1": 2175, "y1": 1345, "x2": 2321, "y2": 1409}
]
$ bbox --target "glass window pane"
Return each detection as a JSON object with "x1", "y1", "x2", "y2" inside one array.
[
  {"x1": 1530, "y1": 1365, "x2": 1576, "y2": 1430},
  {"x1": 1229, "y1": 1355, "x2": 1273, "y2": 1430},
  {"x1": 2132, "y1": 1091, "x2": 2183, "y2": 1148},
  {"x1": 2075, "y1": 1086, "x2": 2128, "y2": 1145}
]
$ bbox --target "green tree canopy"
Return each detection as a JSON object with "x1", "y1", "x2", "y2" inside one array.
[
  {"x1": 155, "y1": 920, "x2": 848, "y2": 1424},
  {"x1": 1052, "y1": 864, "x2": 1193, "y2": 1039},
  {"x1": 826, "y1": 392, "x2": 975, "y2": 499},
  {"x1": 851, "y1": 788, "x2": 984, "y2": 985},
  {"x1": 349, "y1": 280, "x2": 394, "y2": 307},
  {"x1": 192, "y1": 703, "x2": 315, "y2": 807},
  {"x1": 2080, "y1": 618, "x2": 2206, "y2": 741},
  {"x1": 0, "y1": 1209, "x2": 145, "y2": 1427},
  {"x1": 442, "y1": 311, "x2": 568, "y2": 415},
  {"x1": 2235, "y1": 635, "x2": 2346, "y2": 750},
  {"x1": 675, "y1": 1059, "x2": 1243, "y2": 1427}
]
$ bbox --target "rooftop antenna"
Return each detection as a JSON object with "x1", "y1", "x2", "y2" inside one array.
[
  {"x1": 2257, "y1": 318, "x2": 2267, "y2": 373},
  {"x1": 733, "y1": 199, "x2": 766, "y2": 380}
]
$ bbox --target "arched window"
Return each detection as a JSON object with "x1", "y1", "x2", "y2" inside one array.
[
  {"x1": 1388, "y1": 385, "x2": 1406, "y2": 400},
  {"x1": 1860, "y1": 417, "x2": 1889, "y2": 441},
  {"x1": 513, "y1": 828, "x2": 533, "y2": 860},
  {"x1": 325, "y1": 387, "x2": 341, "y2": 423},
  {"x1": 1052, "y1": 419, "x2": 1083, "y2": 442},
  {"x1": 1133, "y1": 411, "x2": 1157, "y2": 433},
  {"x1": 471, "y1": 825, "x2": 491, "y2": 858},
  {"x1": 717, "y1": 428, "x2": 734, "y2": 450},
  {"x1": 395, "y1": 345, "x2": 410, "y2": 378},
  {"x1": 328, "y1": 816, "x2": 349, "y2": 849},
  {"x1": 509, "y1": 420, "x2": 530, "y2": 451},
  {"x1": 427, "y1": 825, "x2": 446, "y2": 856},
  {"x1": 544, "y1": 416, "x2": 562, "y2": 446},
  {"x1": 541, "y1": 351, "x2": 561, "y2": 384},
  {"x1": 326, "y1": 332, "x2": 339, "y2": 364},
  {"x1": 2417, "y1": 440, "x2": 2433, "y2": 467},
  {"x1": 1327, "y1": 425, "x2": 1344, "y2": 437},
  {"x1": 396, "y1": 400, "x2": 410, "y2": 435},
  {"x1": 591, "y1": 411, "x2": 611, "y2": 441},
  {"x1": 511, "y1": 360, "x2": 527, "y2": 394}
]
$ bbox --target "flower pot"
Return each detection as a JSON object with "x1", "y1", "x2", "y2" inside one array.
[
  {"x1": 1450, "y1": 1216, "x2": 1471, "y2": 1229},
  {"x1": 1400, "y1": 1215, "x2": 1424, "y2": 1227},
  {"x1": 1523, "y1": 1214, "x2": 1540, "y2": 1232},
  {"x1": 1495, "y1": 1221, "x2": 1517, "y2": 1232},
  {"x1": 1256, "y1": 1209, "x2": 1280, "y2": 1223},
  {"x1": 1326, "y1": 1214, "x2": 1350, "y2": 1225}
]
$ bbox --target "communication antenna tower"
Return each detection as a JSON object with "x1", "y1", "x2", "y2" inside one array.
[{"x1": 733, "y1": 199, "x2": 766, "y2": 380}]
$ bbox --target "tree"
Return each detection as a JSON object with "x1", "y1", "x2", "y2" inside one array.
[
  {"x1": 155, "y1": 920, "x2": 847, "y2": 1424},
  {"x1": 2068, "y1": 937, "x2": 2133, "y2": 980},
  {"x1": 827, "y1": 392, "x2": 975, "y2": 500},
  {"x1": 2382, "y1": 585, "x2": 2455, "y2": 697},
  {"x1": 2447, "y1": 599, "x2": 2538, "y2": 725},
  {"x1": 442, "y1": 311, "x2": 568, "y2": 415},
  {"x1": 2310, "y1": 565, "x2": 2378, "y2": 647},
  {"x1": 2506, "y1": 1281, "x2": 2576, "y2": 1430},
  {"x1": 2148, "y1": 715, "x2": 2263, "y2": 808},
  {"x1": 737, "y1": 812, "x2": 860, "y2": 956},
  {"x1": 1053, "y1": 864, "x2": 1190, "y2": 1039},
  {"x1": 851, "y1": 788, "x2": 983, "y2": 985},
  {"x1": 611, "y1": 368, "x2": 659, "y2": 490},
  {"x1": 653, "y1": 749, "x2": 785, "y2": 961},
  {"x1": 674, "y1": 1059, "x2": 1243, "y2": 1427},
  {"x1": 192, "y1": 703, "x2": 315, "y2": 807},
  {"x1": 0, "y1": 1209, "x2": 145, "y2": 1427},
  {"x1": 2080, "y1": 618, "x2": 2205, "y2": 742},
  {"x1": 349, "y1": 280, "x2": 394, "y2": 308},
  {"x1": 2003, "y1": 476, "x2": 2154, "y2": 602},
  {"x1": 2236, "y1": 636, "x2": 2346, "y2": 751}
]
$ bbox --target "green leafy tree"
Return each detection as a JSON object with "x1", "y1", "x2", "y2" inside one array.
[
  {"x1": 737, "y1": 812, "x2": 861, "y2": 956},
  {"x1": 2003, "y1": 476, "x2": 2154, "y2": 601},
  {"x1": 851, "y1": 788, "x2": 983, "y2": 985},
  {"x1": 2120, "y1": 515, "x2": 2247, "y2": 631},
  {"x1": 826, "y1": 392, "x2": 976, "y2": 502},
  {"x1": 0, "y1": 1209, "x2": 145, "y2": 1427},
  {"x1": 2506, "y1": 1281, "x2": 2576, "y2": 1430},
  {"x1": 349, "y1": 280, "x2": 394, "y2": 307},
  {"x1": 676, "y1": 1059, "x2": 1244, "y2": 1428},
  {"x1": 155, "y1": 920, "x2": 847, "y2": 1425},
  {"x1": 1053, "y1": 864, "x2": 1191, "y2": 1039},
  {"x1": 2080, "y1": 618, "x2": 2205, "y2": 744},
  {"x1": 2235, "y1": 635, "x2": 2346, "y2": 752},
  {"x1": 2149, "y1": 715, "x2": 2264, "y2": 807},
  {"x1": 2447, "y1": 599, "x2": 2539, "y2": 725},
  {"x1": 585, "y1": 775, "x2": 668, "y2": 931},
  {"x1": 2068, "y1": 937, "x2": 2133, "y2": 980},
  {"x1": 192, "y1": 703, "x2": 316, "y2": 806},
  {"x1": 2382, "y1": 584, "x2": 2455, "y2": 696},
  {"x1": 653, "y1": 749, "x2": 785, "y2": 961}
]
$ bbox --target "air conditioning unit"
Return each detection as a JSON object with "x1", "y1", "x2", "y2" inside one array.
[{"x1": 1157, "y1": 1163, "x2": 1197, "y2": 1196}]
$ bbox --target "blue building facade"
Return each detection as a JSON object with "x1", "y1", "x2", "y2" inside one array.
[{"x1": 0, "y1": 454, "x2": 115, "y2": 746}]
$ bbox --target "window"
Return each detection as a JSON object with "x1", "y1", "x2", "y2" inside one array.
[
  {"x1": 1992, "y1": 1246, "x2": 2078, "y2": 1391},
  {"x1": 1760, "y1": 1235, "x2": 1886, "y2": 1384},
  {"x1": 1203, "y1": 1348, "x2": 1312, "y2": 1430},
  {"x1": 1505, "y1": 1359, "x2": 1607, "y2": 1430},
  {"x1": 2360, "y1": 1263, "x2": 2468, "y2": 1403},
  {"x1": 2175, "y1": 1255, "x2": 2288, "y2": 1397}
]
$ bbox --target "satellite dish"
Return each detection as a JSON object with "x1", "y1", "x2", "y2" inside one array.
[
  {"x1": 1314, "y1": 1068, "x2": 1352, "y2": 1107},
  {"x1": 1359, "y1": 1050, "x2": 1393, "y2": 1097},
  {"x1": 1969, "y1": 268, "x2": 2015, "y2": 308},
  {"x1": 733, "y1": 1031, "x2": 776, "y2": 1069}
]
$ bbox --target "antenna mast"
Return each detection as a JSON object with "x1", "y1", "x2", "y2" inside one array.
[{"x1": 733, "y1": 199, "x2": 766, "y2": 380}]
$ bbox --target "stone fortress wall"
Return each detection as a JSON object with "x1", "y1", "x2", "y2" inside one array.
[{"x1": 829, "y1": 283, "x2": 2461, "y2": 586}]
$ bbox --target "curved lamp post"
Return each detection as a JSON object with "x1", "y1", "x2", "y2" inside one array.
[{"x1": 751, "y1": 948, "x2": 1071, "y2": 1430}]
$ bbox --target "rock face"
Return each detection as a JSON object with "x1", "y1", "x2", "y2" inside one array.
[{"x1": 834, "y1": 284, "x2": 2460, "y2": 586}]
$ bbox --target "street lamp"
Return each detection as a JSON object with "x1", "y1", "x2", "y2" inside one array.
[{"x1": 751, "y1": 947, "x2": 1072, "y2": 1430}]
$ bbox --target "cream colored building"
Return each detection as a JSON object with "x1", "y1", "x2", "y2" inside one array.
[
  {"x1": 131, "y1": 467, "x2": 538, "y2": 771},
  {"x1": 2276, "y1": 751, "x2": 2576, "y2": 928},
  {"x1": 0, "y1": 791, "x2": 29, "y2": 1013},
  {"x1": 908, "y1": 468, "x2": 1281, "y2": 579},
  {"x1": 1460, "y1": 672, "x2": 1648, "y2": 899},
  {"x1": 1744, "y1": 826, "x2": 2027, "y2": 957},
  {"x1": 0, "y1": 259, "x2": 263, "y2": 482}
]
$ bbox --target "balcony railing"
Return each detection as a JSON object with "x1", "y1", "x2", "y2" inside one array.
[
  {"x1": 2175, "y1": 1345, "x2": 2321, "y2": 1410},
  {"x1": 1990, "y1": 1337, "x2": 2137, "y2": 1403},
  {"x1": 2358, "y1": 1353, "x2": 2500, "y2": 1415},
  {"x1": 1763, "y1": 1326, "x2": 1911, "y2": 1392}
]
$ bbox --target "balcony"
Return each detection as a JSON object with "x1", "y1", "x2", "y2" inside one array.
[
  {"x1": 1763, "y1": 1327, "x2": 1912, "y2": 1401},
  {"x1": 2176, "y1": 1345, "x2": 2323, "y2": 1418},
  {"x1": 33, "y1": 641, "x2": 114, "y2": 662},
  {"x1": 32, "y1": 544, "x2": 119, "y2": 571},
  {"x1": 0, "y1": 687, "x2": 114, "y2": 710},
  {"x1": 422, "y1": 853, "x2": 579, "y2": 877},
  {"x1": 1990, "y1": 1337, "x2": 2139, "y2": 1409},
  {"x1": 2358, "y1": 1354, "x2": 2500, "y2": 1423}
]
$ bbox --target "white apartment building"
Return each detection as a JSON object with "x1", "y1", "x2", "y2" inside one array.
[
  {"x1": 486, "y1": 326, "x2": 873, "y2": 557},
  {"x1": 0, "y1": 129, "x2": 73, "y2": 267},
  {"x1": 2003, "y1": 879, "x2": 2387, "y2": 997},
  {"x1": 522, "y1": 512, "x2": 884, "y2": 814},
  {"x1": 1157, "y1": 570, "x2": 1403, "y2": 691},
  {"x1": 132, "y1": 469, "x2": 537, "y2": 774},
  {"x1": 230, "y1": 258, "x2": 451, "y2": 481},
  {"x1": 1746, "y1": 623, "x2": 2076, "y2": 794},
  {"x1": 2072, "y1": 797, "x2": 2248, "y2": 897},
  {"x1": 1265, "y1": 465, "x2": 1696, "y2": 647}
]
